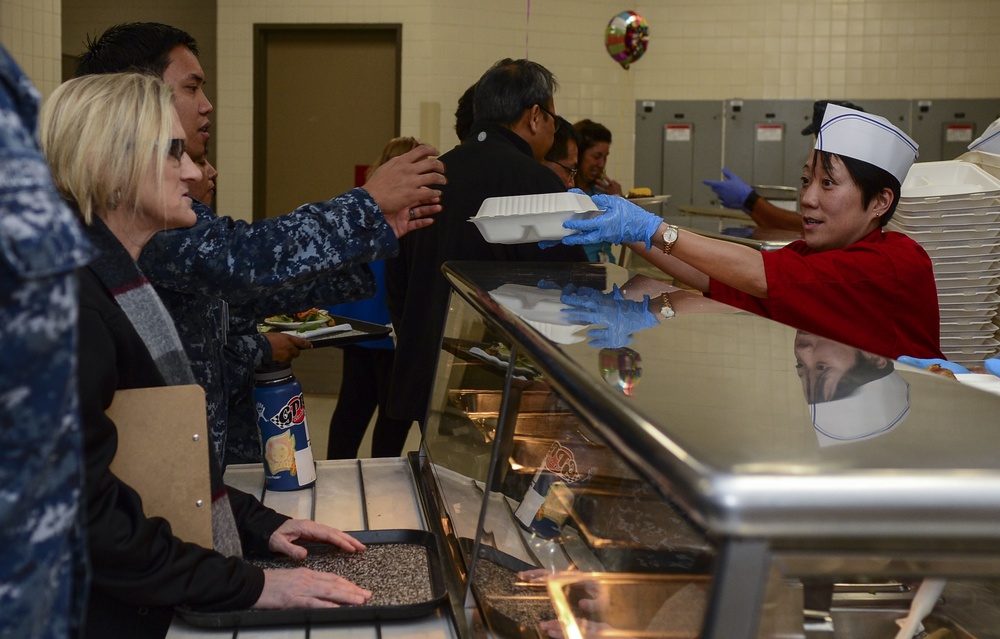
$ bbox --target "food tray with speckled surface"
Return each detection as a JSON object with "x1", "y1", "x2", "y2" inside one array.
[
  {"x1": 176, "y1": 529, "x2": 447, "y2": 628},
  {"x1": 463, "y1": 539, "x2": 557, "y2": 639}
]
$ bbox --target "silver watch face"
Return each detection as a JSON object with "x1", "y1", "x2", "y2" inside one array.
[{"x1": 663, "y1": 226, "x2": 678, "y2": 243}]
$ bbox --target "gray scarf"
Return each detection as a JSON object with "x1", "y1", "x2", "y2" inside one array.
[{"x1": 87, "y1": 217, "x2": 242, "y2": 557}]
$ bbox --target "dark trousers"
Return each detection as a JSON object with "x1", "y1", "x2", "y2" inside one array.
[{"x1": 327, "y1": 345, "x2": 413, "y2": 459}]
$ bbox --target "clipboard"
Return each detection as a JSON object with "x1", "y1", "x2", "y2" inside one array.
[{"x1": 106, "y1": 385, "x2": 213, "y2": 548}]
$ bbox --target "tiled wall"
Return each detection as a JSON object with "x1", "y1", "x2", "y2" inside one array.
[
  {"x1": 2, "y1": 0, "x2": 62, "y2": 98},
  {"x1": 7, "y1": 1, "x2": 999, "y2": 220},
  {"x1": 61, "y1": 0, "x2": 219, "y2": 118},
  {"x1": 217, "y1": 0, "x2": 1000, "y2": 221}
]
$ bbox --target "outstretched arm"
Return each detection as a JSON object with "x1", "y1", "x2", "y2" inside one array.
[{"x1": 559, "y1": 195, "x2": 767, "y2": 297}]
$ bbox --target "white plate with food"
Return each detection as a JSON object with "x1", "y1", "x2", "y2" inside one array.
[
  {"x1": 470, "y1": 192, "x2": 603, "y2": 244},
  {"x1": 264, "y1": 308, "x2": 335, "y2": 331}
]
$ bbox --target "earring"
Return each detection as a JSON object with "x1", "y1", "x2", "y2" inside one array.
[{"x1": 107, "y1": 190, "x2": 121, "y2": 211}]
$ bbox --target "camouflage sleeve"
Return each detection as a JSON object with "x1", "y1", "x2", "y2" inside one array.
[
  {"x1": 232, "y1": 263, "x2": 376, "y2": 320},
  {"x1": 227, "y1": 332, "x2": 270, "y2": 371},
  {"x1": 138, "y1": 188, "x2": 399, "y2": 304},
  {"x1": 0, "y1": 45, "x2": 94, "y2": 638}
]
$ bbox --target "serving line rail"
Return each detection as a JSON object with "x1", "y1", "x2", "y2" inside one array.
[{"x1": 166, "y1": 458, "x2": 457, "y2": 639}]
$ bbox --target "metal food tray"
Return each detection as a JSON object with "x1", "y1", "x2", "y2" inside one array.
[
  {"x1": 462, "y1": 539, "x2": 554, "y2": 639},
  {"x1": 545, "y1": 572, "x2": 711, "y2": 639},
  {"x1": 304, "y1": 314, "x2": 391, "y2": 348},
  {"x1": 555, "y1": 487, "x2": 713, "y2": 574},
  {"x1": 449, "y1": 389, "x2": 561, "y2": 416},
  {"x1": 441, "y1": 338, "x2": 543, "y2": 384},
  {"x1": 176, "y1": 529, "x2": 447, "y2": 628}
]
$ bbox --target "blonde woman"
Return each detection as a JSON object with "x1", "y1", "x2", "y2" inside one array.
[{"x1": 42, "y1": 72, "x2": 370, "y2": 639}]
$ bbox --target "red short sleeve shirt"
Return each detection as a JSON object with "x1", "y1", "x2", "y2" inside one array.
[{"x1": 709, "y1": 229, "x2": 944, "y2": 360}]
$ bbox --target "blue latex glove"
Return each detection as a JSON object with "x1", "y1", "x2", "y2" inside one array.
[
  {"x1": 560, "y1": 194, "x2": 663, "y2": 250},
  {"x1": 703, "y1": 168, "x2": 753, "y2": 211},
  {"x1": 897, "y1": 356, "x2": 970, "y2": 375},
  {"x1": 559, "y1": 284, "x2": 660, "y2": 349},
  {"x1": 984, "y1": 359, "x2": 1000, "y2": 378}
]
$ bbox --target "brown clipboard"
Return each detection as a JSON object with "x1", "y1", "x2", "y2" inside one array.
[{"x1": 106, "y1": 385, "x2": 213, "y2": 548}]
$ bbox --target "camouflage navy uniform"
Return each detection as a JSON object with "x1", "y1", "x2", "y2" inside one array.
[
  {"x1": 0, "y1": 44, "x2": 95, "y2": 638},
  {"x1": 137, "y1": 191, "x2": 397, "y2": 465}
]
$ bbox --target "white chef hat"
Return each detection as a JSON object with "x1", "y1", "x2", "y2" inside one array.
[
  {"x1": 814, "y1": 104, "x2": 919, "y2": 185},
  {"x1": 810, "y1": 372, "x2": 910, "y2": 447},
  {"x1": 968, "y1": 117, "x2": 1000, "y2": 154}
]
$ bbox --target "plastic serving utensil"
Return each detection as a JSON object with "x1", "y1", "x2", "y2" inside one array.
[{"x1": 893, "y1": 577, "x2": 947, "y2": 639}]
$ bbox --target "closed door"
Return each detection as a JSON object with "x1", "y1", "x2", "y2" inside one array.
[{"x1": 255, "y1": 26, "x2": 400, "y2": 218}]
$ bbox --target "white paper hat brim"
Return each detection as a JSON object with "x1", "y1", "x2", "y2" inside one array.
[
  {"x1": 969, "y1": 117, "x2": 1000, "y2": 155},
  {"x1": 814, "y1": 104, "x2": 919, "y2": 185},
  {"x1": 811, "y1": 372, "x2": 910, "y2": 447}
]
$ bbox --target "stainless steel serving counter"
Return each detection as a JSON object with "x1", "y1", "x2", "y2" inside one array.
[
  {"x1": 434, "y1": 260, "x2": 1000, "y2": 639},
  {"x1": 166, "y1": 458, "x2": 456, "y2": 639}
]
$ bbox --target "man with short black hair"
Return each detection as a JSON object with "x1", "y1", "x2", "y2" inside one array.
[
  {"x1": 544, "y1": 116, "x2": 581, "y2": 189},
  {"x1": 385, "y1": 58, "x2": 586, "y2": 427},
  {"x1": 76, "y1": 22, "x2": 446, "y2": 465}
]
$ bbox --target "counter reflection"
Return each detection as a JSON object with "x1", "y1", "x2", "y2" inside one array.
[{"x1": 794, "y1": 331, "x2": 910, "y2": 447}]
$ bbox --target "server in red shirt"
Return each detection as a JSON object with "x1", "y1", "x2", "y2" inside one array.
[{"x1": 550, "y1": 104, "x2": 944, "y2": 361}]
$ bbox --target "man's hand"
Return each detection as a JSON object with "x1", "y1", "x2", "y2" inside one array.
[
  {"x1": 268, "y1": 519, "x2": 366, "y2": 561},
  {"x1": 363, "y1": 144, "x2": 446, "y2": 237},
  {"x1": 702, "y1": 168, "x2": 753, "y2": 211},
  {"x1": 254, "y1": 568, "x2": 371, "y2": 609},
  {"x1": 265, "y1": 332, "x2": 312, "y2": 362},
  {"x1": 382, "y1": 201, "x2": 444, "y2": 239}
]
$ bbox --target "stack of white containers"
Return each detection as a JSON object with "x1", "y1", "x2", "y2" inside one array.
[{"x1": 891, "y1": 160, "x2": 1000, "y2": 366}]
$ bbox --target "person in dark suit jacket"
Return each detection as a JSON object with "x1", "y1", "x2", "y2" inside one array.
[{"x1": 385, "y1": 58, "x2": 587, "y2": 426}]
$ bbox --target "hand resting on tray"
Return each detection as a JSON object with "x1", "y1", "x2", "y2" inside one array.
[
  {"x1": 256, "y1": 567, "x2": 372, "y2": 608},
  {"x1": 253, "y1": 520, "x2": 371, "y2": 609}
]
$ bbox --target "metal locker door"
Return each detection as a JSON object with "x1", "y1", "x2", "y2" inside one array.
[
  {"x1": 911, "y1": 99, "x2": 1000, "y2": 161},
  {"x1": 634, "y1": 100, "x2": 724, "y2": 216},
  {"x1": 722, "y1": 99, "x2": 813, "y2": 205}
]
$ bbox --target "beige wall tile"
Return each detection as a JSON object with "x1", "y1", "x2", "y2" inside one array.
[
  {"x1": 2, "y1": 0, "x2": 61, "y2": 98},
  {"x1": 7, "y1": 0, "x2": 999, "y2": 219}
]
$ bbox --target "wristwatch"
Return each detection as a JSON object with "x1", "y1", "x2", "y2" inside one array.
[
  {"x1": 661, "y1": 224, "x2": 679, "y2": 255},
  {"x1": 659, "y1": 291, "x2": 675, "y2": 319}
]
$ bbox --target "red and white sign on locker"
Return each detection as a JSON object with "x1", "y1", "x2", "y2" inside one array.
[
  {"x1": 666, "y1": 124, "x2": 692, "y2": 142},
  {"x1": 756, "y1": 123, "x2": 784, "y2": 142},
  {"x1": 946, "y1": 124, "x2": 974, "y2": 143}
]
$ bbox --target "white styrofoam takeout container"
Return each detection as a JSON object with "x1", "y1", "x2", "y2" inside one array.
[
  {"x1": 470, "y1": 192, "x2": 603, "y2": 244},
  {"x1": 488, "y1": 283, "x2": 589, "y2": 344},
  {"x1": 899, "y1": 161, "x2": 1000, "y2": 211}
]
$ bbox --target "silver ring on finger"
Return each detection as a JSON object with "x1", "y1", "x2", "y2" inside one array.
[{"x1": 409, "y1": 208, "x2": 416, "y2": 220}]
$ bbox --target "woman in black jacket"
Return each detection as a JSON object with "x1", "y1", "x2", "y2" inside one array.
[{"x1": 41, "y1": 72, "x2": 370, "y2": 638}]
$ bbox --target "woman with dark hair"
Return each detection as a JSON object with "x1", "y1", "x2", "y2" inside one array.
[
  {"x1": 574, "y1": 119, "x2": 622, "y2": 196},
  {"x1": 551, "y1": 104, "x2": 944, "y2": 360},
  {"x1": 574, "y1": 119, "x2": 622, "y2": 263}
]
